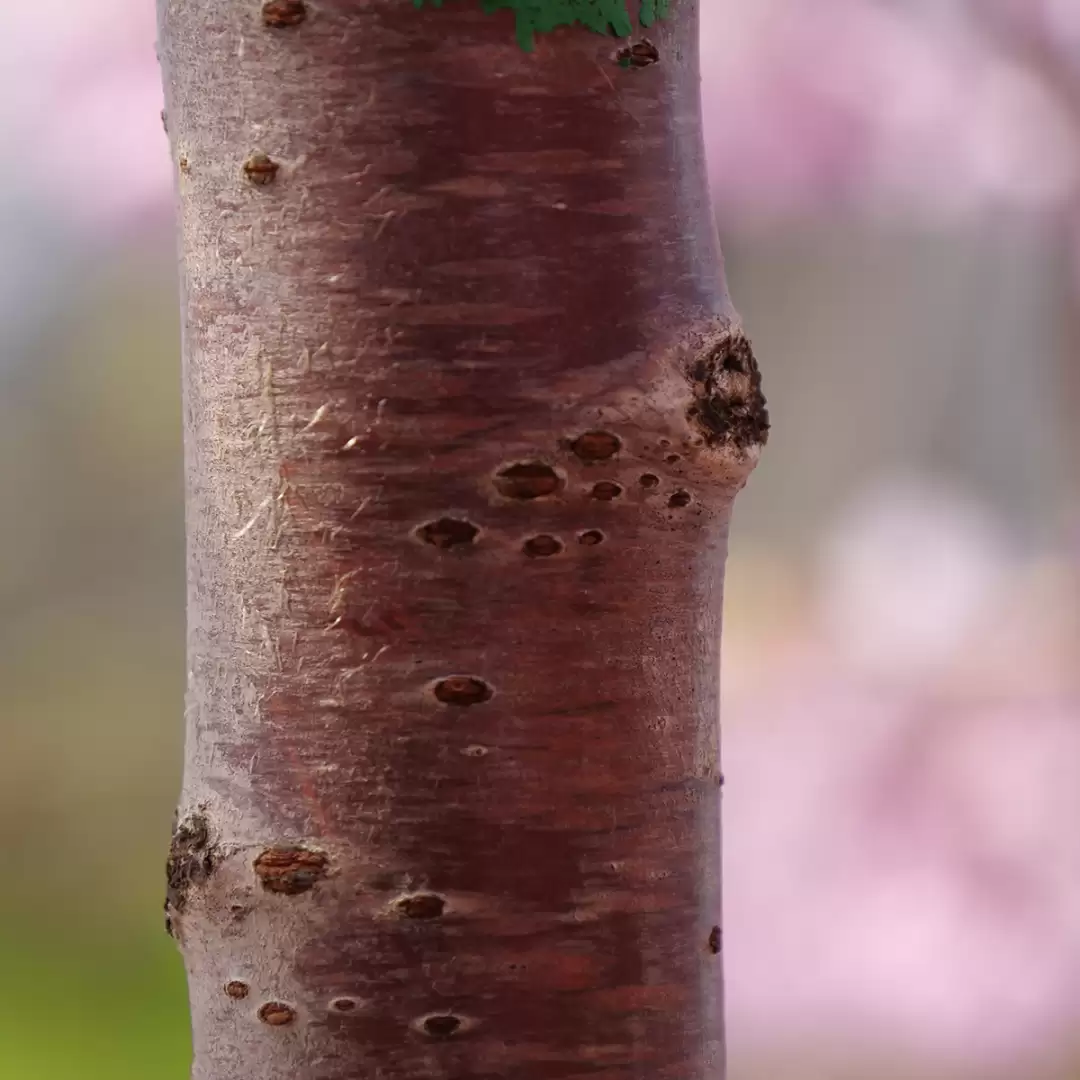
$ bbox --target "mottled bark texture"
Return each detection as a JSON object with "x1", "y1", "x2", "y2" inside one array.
[{"x1": 158, "y1": 1, "x2": 765, "y2": 1077}]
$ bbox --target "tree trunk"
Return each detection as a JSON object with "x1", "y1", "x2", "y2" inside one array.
[{"x1": 158, "y1": 1, "x2": 765, "y2": 1077}]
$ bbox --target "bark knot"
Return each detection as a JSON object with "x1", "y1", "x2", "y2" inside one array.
[
  {"x1": 708, "y1": 925, "x2": 722, "y2": 955},
  {"x1": 617, "y1": 39, "x2": 661, "y2": 68},
  {"x1": 165, "y1": 811, "x2": 216, "y2": 935},
  {"x1": 686, "y1": 331, "x2": 769, "y2": 454}
]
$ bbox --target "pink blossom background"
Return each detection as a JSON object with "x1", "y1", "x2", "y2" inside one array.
[{"x1": 2, "y1": 3, "x2": 1080, "y2": 1079}]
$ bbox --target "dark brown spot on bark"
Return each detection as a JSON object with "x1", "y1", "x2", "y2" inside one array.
[
  {"x1": 165, "y1": 811, "x2": 215, "y2": 933},
  {"x1": 417, "y1": 517, "x2": 479, "y2": 549},
  {"x1": 259, "y1": 1002, "x2": 295, "y2": 1026},
  {"x1": 523, "y1": 534, "x2": 562, "y2": 558},
  {"x1": 668, "y1": 490, "x2": 692, "y2": 508},
  {"x1": 160, "y1": 109, "x2": 168, "y2": 134},
  {"x1": 261, "y1": 0, "x2": 307, "y2": 27},
  {"x1": 394, "y1": 892, "x2": 446, "y2": 919},
  {"x1": 639, "y1": 473, "x2": 660, "y2": 488},
  {"x1": 461, "y1": 744, "x2": 489, "y2": 758},
  {"x1": 225, "y1": 980, "x2": 250, "y2": 999},
  {"x1": 578, "y1": 529, "x2": 605, "y2": 546},
  {"x1": 433, "y1": 675, "x2": 493, "y2": 706},
  {"x1": 178, "y1": 155, "x2": 190, "y2": 175},
  {"x1": 330, "y1": 997, "x2": 359, "y2": 1012},
  {"x1": 570, "y1": 430, "x2": 621, "y2": 462},
  {"x1": 243, "y1": 152, "x2": 280, "y2": 186},
  {"x1": 666, "y1": 453, "x2": 681, "y2": 464},
  {"x1": 617, "y1": 38, "x2": 660, "y2": 68},
  {"x1": 421, "y1": 1013, "x2": 463, "y2": 1039},
  {"x1": 686, "y1": 332, "x2": 769, "y2": 451},
  {"x1": 493, "y1": 462, "x2": 562, "y2": 500},
  {"x1": 254, "y1": 846, "x2": 329, "y2": 894},
  {"x1": 708, "y1": 926, "x2": 722, "y2": 955},
  {"x1": 590, "y1": 481, "x2": 623, "y2": 502}
]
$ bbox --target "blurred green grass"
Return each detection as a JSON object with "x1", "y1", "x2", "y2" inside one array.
[
  {"x1": 1, "y1": 246, "x2": 190, "y2": 1078},
  {"x1": 0, "y1": 917, "x2": 188, "y2": 1080}
]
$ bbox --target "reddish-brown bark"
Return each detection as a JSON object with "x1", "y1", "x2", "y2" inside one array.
[{"x1": 158, "y1": 1, "x2": 765, "y2": 1077}]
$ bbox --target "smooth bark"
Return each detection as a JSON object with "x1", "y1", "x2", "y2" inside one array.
[{"x1": 158, "y1": 1, "x2": 765, "y2": 1077}]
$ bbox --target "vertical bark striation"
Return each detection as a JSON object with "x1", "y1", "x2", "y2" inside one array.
[{"x1": 159, "y1": 1, "x2": 764, "y2": 1077}]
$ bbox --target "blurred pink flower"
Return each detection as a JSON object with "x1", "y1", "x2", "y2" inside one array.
[
  {"x1": 1, "y1": 0, "x2": 168, "y2": 230},
  {"x1": 724, "y1": 479, "x2": 1080, "y2": 1073},
  {"x1": 726, "y1": 666, "x2": 1080, "y2": 1072},
  {"x1": 702, "y1": 0, "x2": 1080, "y2": 221}
]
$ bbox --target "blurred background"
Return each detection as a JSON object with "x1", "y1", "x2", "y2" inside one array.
[{"x1": 2, "y1": 0, "x2": 1079, "y2": 1077}]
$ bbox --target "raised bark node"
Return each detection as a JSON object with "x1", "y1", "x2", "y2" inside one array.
[
  {"x1": 254, "y1": 846, "x2": 329, "y2": 894},
  {"x1": 685, "y1": 331, "x2": 770, "y2": 453},
  {"x1": 165, "y1": 811, "x2": 216, "y2": 933},
  {"x1": 616, "y1": 38, "x2": 661, "y2": 68},
  {"x1": 243, "y1": 152, "x2": 280, "y2": 186}
]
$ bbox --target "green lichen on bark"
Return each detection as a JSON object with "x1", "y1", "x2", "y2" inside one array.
[{"x1": 413, "y1": 0, "x2": 671, "y2": 51}]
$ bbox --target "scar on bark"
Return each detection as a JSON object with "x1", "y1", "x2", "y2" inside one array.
[
  {"x1": 165, "y1": 811, "x2": 217, "y2": 935},
  {"x1": 393, "y1": 892, "x2": 446, "y2": 919},
  {"x1": 617, "y1": 39, "x2": 660, "y2": 68},
  {"x1": 243, "y1": 152, "x2": 280, "y2": 186},
  {"x1": 261, "y1": 0, "x2": 307, "y2": 27},
  {"x1": 255, "y1": 846, "x2": 329, "y2": 894},
  {"x1": 686, "y1": 331, "x2": 769, "y2": 453},
  {"x1": 259, "y1": 1002, "x2": 296, "y2": 1026}
]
